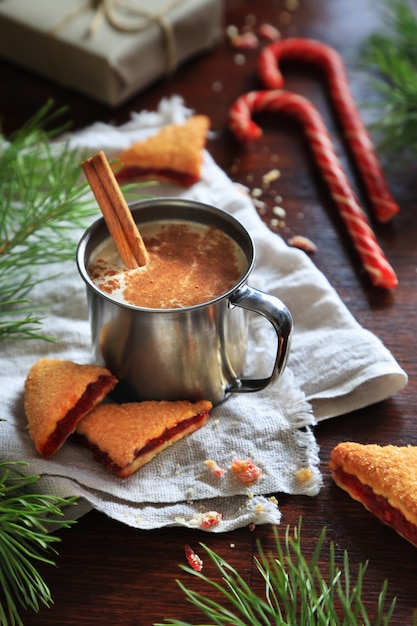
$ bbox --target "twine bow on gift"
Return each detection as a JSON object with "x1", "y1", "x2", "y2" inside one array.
[{"x1": 50, "y1": 0, "x2": 186, "y2": 71}]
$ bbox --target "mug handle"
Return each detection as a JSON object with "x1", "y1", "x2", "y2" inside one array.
[{"x1": 227, "y1": 284, "x2": 293, "y2": 393}]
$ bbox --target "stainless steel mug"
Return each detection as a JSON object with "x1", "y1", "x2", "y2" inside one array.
[{"x1": 76, "y1": 198, "x2": 292, "y2": 405}]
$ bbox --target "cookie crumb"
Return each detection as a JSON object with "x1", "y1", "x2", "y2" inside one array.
[
  {"x1": 262, "y1": 168, "x2": 281, "y2": 186},
  {"x1": 204, "y1": 459, "x2": 226, "y2": 477},
  {"x1": 288, "y1": 235, "x2": 317, "y2": 253},
  {"x1": 200, "y1": 511, "x2": 222, "y2": 529},
  {"x1": 185, "y1": 545, "x2": 203, "y2": 571},
  {"x1": 295, "y1": 467, "x2": 313, "y2": 483},
  {"x1": 231, "y1": 458, "x2": 263, "y2": 485}
]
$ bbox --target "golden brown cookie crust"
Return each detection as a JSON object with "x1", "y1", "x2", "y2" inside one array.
[
  {"x1": 76, "y1": 399, "x2": 212, "y2": 477},
  {"x1": 115, "y1": 115, "x2": 209, "y2": 183},
  {"x1": 24, "y1": 358, "x2": 117, "y2": 457},
  {"x1": 329, "y1": 442, "x2": 417, "y2": 524}
]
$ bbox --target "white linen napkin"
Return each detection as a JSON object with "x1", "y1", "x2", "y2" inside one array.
[{"x1": 0, "y1": 97, "x2": 407, "y2": 532}]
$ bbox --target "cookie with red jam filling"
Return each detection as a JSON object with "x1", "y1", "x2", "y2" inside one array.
[
  {"x1": 76, "y1": 399, "x2": 212, "y2": 478},
  {"x1": 329, "y1": 442, "x2": 417, "y2": 547},
  {"x1": 25, "y1": 358, "x2": 118, "y2": 459}
]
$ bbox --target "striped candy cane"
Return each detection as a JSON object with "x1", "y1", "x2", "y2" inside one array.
[
  {"x1": 258, "y1": 38, "x2": 399, "y2": 223},
  {"x1": 229, "y1": 90, "x2": 398, "y2": 289}
]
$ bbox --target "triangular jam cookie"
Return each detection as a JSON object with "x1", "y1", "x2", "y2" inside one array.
[
  {"x1": 114, "y1": 115, "x2": 210, "y2": 186},
  {"x1": 329, "y1": 442, "x2": 417, "y2": 547},
  {"x1": 75, "y1": 399, "x2": 212, "y2": 478},
  {"x1": 24, "y1": 359, "x2": 118, "y2": 459}
]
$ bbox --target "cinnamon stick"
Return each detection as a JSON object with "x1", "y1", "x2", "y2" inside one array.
[{"x1": 82, "y1": 151, "x2": 148, "y2": 269}]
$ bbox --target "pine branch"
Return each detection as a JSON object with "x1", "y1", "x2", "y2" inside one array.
[
  {"x1": 362, "y1": 0, "x2": 417, "y2": 157},
  {"x1": 0, "y1": 461, "x2": 77, "y2": 626},
  {"x1": 0, "y1": 101, "x2": 99, "y2": 341},
  {"x1": 158, "y1": 519, "x2": 398, "y2": 625},
  {"x1": 0, "y1": 101, "x2": 153, "y2": 342}
]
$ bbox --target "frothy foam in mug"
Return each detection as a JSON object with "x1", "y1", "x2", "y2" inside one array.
[{"x1": 87, "y1": 220, "x2": 247, "y2": 309}]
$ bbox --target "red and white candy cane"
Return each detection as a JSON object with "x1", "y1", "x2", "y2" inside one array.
[
  {"x1": 258, "y1": 38, "x2": 399, "y2": 223},
  {"x1": 229, "y1": 90, "x2": 398, "y2": 289}
]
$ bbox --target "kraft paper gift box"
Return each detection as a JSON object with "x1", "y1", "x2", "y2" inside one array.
[{"x1": 0, "y1": 0, "x2": 223, "y2": 107}]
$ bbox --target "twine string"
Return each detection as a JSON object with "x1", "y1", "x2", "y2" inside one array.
[{"x1": 50, "y1": 0, "x2": 185, "y2": 71}]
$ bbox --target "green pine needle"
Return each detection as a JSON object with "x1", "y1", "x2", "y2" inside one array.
[
  {"x1": 0, "y1": 100, "x2": 99, "y2": 342},
  {"x1": 362, "y1": 0, "x2": 417, "y2": 156},
  {"x1": 0, "y1": 100, "x2": 153, "y2": 342},
  {"x1": 0, "y1": 461, "x2": 77, "y2": 626},
  {"x1": 159, "y1": 519, "x2": 398, "y2": 625}
]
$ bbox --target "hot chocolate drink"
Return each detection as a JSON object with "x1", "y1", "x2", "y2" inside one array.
[
  {"x1": 87, "y1": 219, "x2": 247, "y2": 309},
  {"x1": 77, "y1": 198, "x2": 292, "y2": 404}
]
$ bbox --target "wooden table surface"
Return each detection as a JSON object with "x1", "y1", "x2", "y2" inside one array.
[{"x1": 2, "y1": 0, "x2": 417, "y2": 624}]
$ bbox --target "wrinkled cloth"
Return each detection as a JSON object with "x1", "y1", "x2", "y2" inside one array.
[{"x1": 0, "y1": 97, "x2": 407, "y2": 531}]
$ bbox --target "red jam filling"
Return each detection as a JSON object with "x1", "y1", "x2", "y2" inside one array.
[
  {"x1": 334, "y1": 467, "x2": 417, "y2": 546},
  {"x1": 115, "y1": 167, "x2": 198, "y2": 187},
  {"x1": 42, "y1": 375, "x2": 113, "y2": 458},
  {"x1": 76, "y1": 409, "x2": 209, "y2": 475}
]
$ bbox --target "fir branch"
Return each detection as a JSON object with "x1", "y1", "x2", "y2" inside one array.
[
  {"x1": 0, "y1": 461, "x2": 77, "y2": 626},
  {"x1": 362, "y1": 0, "x2": 417, "y2": 156},
  {"x1": 0, "y1": 101, "x2": 98, "y2": 341},
  {"x1": 0, "y1": 101, "x2": 152, "y2": 342},
  {"x1": 158, "y1": 519, "x2": 398, "y2": 625}
]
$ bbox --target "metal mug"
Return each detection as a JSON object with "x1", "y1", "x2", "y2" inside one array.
[{"x1": 76, "y1": 198, "x2": 293, "y2": 405}]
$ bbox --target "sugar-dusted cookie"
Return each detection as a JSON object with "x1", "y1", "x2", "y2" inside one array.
[
  {"x1": 76, "y1": 399, "x2": 212, "y2": 478},
  {"x1": 114, "y1": 115, "x2": 210, "y2": 186},
  {"x1": 329, "y1": 442, "x2": 417, "y2": 547},
  {"x1": 25, "y1": 359, "x2": 117, "y2": 458}
]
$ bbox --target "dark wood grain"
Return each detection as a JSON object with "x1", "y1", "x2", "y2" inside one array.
[{"x1": 2, "y1": 0, "x2": 417, "y2": 623}]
